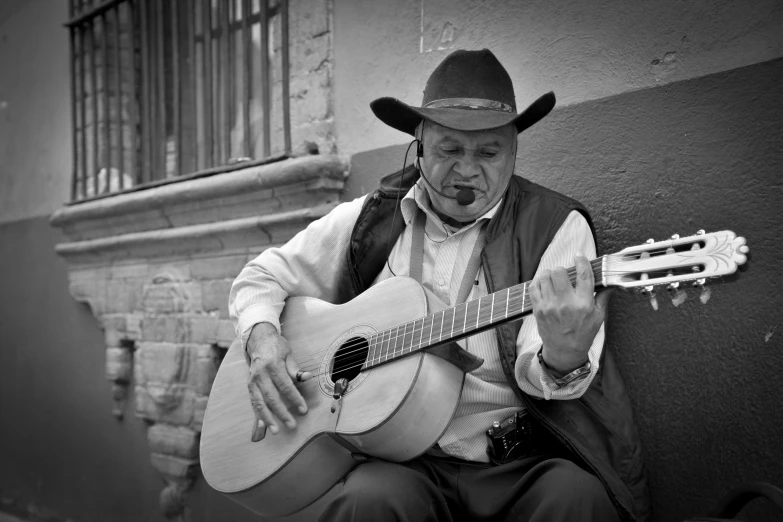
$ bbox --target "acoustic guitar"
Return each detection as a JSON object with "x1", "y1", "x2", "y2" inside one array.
[{"x1": 200, "y1": 230, "x2": 748, "y2": 517}]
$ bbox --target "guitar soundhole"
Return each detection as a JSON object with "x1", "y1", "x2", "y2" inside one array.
[{"x1": 331, "y1": 336, "x2": 369, "y2": 383}]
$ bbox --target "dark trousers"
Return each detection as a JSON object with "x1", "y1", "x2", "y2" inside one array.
[{"x1": 319, "y1": 453, "x2": 620, "y2": 522}]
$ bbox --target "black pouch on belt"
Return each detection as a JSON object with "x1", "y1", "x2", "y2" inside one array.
[{"x1": 486, "y1": 410, "x2": 539, "y2": 465}]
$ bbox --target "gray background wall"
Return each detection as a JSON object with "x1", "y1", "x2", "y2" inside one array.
[{"x1": 1, "y1": 0, "x2": 781, "y2": 521}]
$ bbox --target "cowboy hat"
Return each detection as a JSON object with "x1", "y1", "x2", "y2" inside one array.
[{"x1": 370, "y1": 49, "x2": 555, "y2": 136}]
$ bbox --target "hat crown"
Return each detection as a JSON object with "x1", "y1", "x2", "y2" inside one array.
[{"x1": 422, "y1": 49, "x2": 516, "y2": 111}]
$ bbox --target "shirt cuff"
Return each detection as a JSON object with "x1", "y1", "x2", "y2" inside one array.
[{"x1": 237, "y1": 303, "x2": 282, "y2": 352}]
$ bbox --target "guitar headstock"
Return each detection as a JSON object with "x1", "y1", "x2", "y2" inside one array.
[{"x1": 602, "y1": 230, "x2": 749, "y2": 308}]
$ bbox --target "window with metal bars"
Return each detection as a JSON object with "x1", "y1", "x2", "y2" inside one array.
[{"x1": 66, "y1": 0, "x2": 291, "y2": 202}]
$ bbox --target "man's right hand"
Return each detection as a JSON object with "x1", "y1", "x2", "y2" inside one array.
[{"x1": 246, "y1": 322, "x2": 311, "y2": 435}]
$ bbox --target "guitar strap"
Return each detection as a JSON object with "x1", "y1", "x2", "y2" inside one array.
[{"x1": 409, "y1": 210, "x2": 487, "y2": 306}]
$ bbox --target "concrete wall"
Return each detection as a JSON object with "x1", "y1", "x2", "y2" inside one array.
[
  {"x1": 0, "y1": 0, "x2": 72, "y2": 224},
  {"x1": 333, "y1": 0, "x2": 782, "y2": 158}
]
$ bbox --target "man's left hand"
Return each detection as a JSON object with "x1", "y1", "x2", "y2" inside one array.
[{"x1": 529, "y1": 254, "x2": 612, "y2": 376}]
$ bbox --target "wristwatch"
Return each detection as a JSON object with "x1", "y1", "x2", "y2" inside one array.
[{"x1": 537, "y1": 347, "x2": 591, "y2": 387}]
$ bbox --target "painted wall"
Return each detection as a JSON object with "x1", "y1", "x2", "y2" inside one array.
[
  {"x1": 0, "y1": 0, "x2": 72, "y2": 225},
  {"x1": 332, "y1": 0, "x2": 782, "y2": 157}
]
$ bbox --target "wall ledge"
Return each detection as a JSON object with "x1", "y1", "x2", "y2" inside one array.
[{"x1": 51, "y1": 154, "x2": 348, "y2": 227}]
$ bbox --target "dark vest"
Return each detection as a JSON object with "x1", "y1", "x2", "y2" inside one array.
[{"x1": 336, "y1": 166, "x2": 651, "y2": 522}]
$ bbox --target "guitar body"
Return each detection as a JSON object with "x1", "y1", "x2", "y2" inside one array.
[{"x1": 200, "y1": 277, "x2": 465, "y2": 518}]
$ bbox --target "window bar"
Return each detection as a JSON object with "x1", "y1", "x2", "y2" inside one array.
[
  {"x1": 90, "y1": 15, "x2": 100, "y2": 196},
  {"x1": 128, "y1": 0, "x2": 139, "y2": 187},
  {"x1": 202, "y1": 0, "x2": 214, "y2": 167},
  {"x1": 281, "y1": 0, "x2": 290, "y2": 154},
  {"x1": 155, "y1": 0, "x2": 165, "y2": 179},
  {"x1": 79, "y1": 20, "x2": 88, "y2": 198},
  {"x1": 260, "y1": 0, "x2": 271, "y2": 157},
  {"x1": 172, "y1": 0, "x2": 180, "y2": 176},
  {"x1": 112, "y1": 4, "x2": 124, "y2": 189},
  {"x1": 225, "y1": 0, "x2": 234, "y2": 160},
  {"x1": 101, "y1": 12, "x2": 112, "y2": 192},
  {"x1": 69, "y1": 0, "x2": 79, "y2": 199},
  {"x1": 216, "y1": 0, "x2": 226, "y2": 162},
  {"x1": 188, "y1": 0, "x2": 198, "y2": 171},
  {"x1": 139, "y1": 0, "x2": 151, "y2": 184},
  {"x1": 241, "y1": 0, "x2": 251, "y2": 158}
]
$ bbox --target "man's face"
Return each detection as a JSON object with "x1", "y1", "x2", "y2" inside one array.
[{"x1": 420, "y1": 121, "x2": 517, "y2": 222}]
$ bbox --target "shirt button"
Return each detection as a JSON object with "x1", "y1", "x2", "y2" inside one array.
[{"x1": 438, "y1": 279, "x2": 445, "y2": 286}]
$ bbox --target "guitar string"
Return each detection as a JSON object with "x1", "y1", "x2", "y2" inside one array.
[
  {"x1": 288, "y1": 254, "x2": 709, "y2": 377},
  {"x1": 288, "y1": 258, "x2": 602, "y2": 368},
  {"x1": 288, "y1": 251, "x2": 708, "y2": 370},
  {"x1": 297, "y1": 267, "x2": 714, "y2": 380}
]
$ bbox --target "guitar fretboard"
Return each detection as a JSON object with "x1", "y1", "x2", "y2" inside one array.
[{"x1": 361, "y1": 257, "x2": 604, "y2": 370}]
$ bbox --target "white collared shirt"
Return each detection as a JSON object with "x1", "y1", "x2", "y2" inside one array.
[{"x1": 229, "y1": 177, "x2": 604, "y2": 462}]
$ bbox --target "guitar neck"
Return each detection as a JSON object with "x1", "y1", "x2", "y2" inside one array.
[{"x1": 362, "y1": 258, "x2": 605, "y2": 370}]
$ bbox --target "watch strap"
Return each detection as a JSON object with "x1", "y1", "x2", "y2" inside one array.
[{"x1": 537, "y1": 347, "x2": 591, "y2": 387}]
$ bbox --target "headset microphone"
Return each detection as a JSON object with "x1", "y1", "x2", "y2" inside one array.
[
  {"x1": 416, "y1": 138, "x2": 476, "y2": 206},
  {"x1": 416, "y1": 162, "x2": 476, "y2": 206}
]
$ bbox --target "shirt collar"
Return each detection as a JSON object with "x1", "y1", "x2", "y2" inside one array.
[{"x1": 400, "y1": 178, "x2": 501, "y2": 233}]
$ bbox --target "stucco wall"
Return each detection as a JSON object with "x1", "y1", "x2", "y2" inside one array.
[
  {"x1": 333, "y1": 0, "x2": 782, "y2": 156},
  {"x1": 0, "y1": 0, "x2": 72, "y2": 224}
]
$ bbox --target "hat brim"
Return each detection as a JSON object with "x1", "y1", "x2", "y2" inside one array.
[{"x1": 370, "y1": 92, "x2": 556, "y2": 136}]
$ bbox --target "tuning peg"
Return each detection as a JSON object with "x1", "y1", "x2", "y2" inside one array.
[
  {"x1": 692, "y1": 278, "x2": 711, "y2": 304},
  {"x1": 645, "y1": 238, "x2": 655, "y2": 245},
  {"x1": 671, "y1": 234, "x2": 680, "y2": 240},
  {"x1": 667, "y1": 282, "x2": 687, "y2": 307},
  {"x1": 639, "y1": 285, "x2": 658, "y2": 310},
  {"x1": 696, "y1": 229, "x2": 705, "y2": 235}
]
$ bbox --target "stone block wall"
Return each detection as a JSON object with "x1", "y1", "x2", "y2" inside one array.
[{"x1": 50, "y1": 155, "x2": 348, "y2": 518}]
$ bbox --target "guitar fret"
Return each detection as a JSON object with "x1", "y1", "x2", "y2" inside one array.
[
  {"x1": 490, "y1": 293, "x2": 495, "y2": 324},
  {"x1": 367, "y1": 334, "x2": 376, "y2": 368},
  {"x1": 438, "y1": 310, "x2": 445, "y2": 342},
  {"x1": 476, "y1": 299, "x2": 481, "y2": 329},
  {"x1": 389, "y1": 326, "x2": 399, "y2": 361},
  {"x1": 505, "y1": 287, "x2": 510, "y2": 318},
  {"x1": 462, "y1": 302, "x2": 468, "y2": 333},
  {"x1": 376, "y1": 333, "x2": 384, "y2": 364},
  {"x1": 428, "y1": 314, "x2": 434, "y2": 346},
  {"x1": 418, "y1": 318, "x2": 425, "y2": 349}
]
